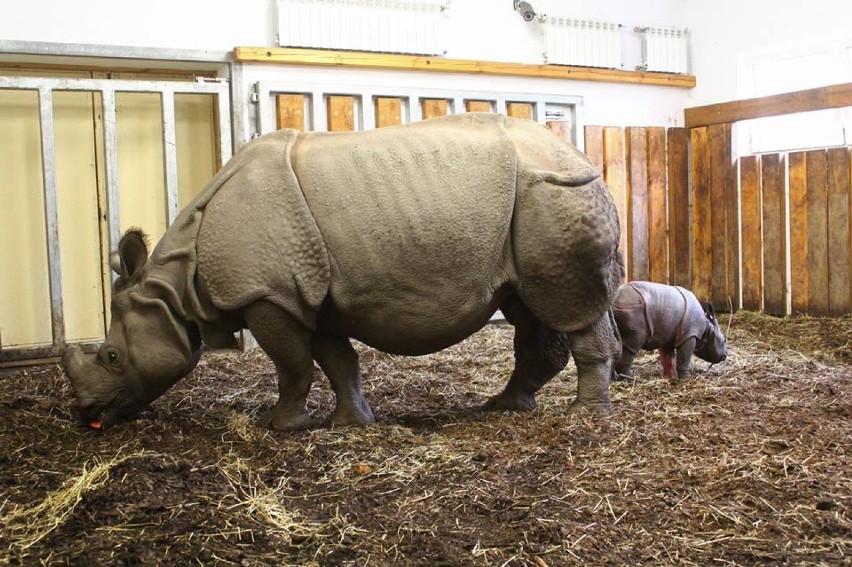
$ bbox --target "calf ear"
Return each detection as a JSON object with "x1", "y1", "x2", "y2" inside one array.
[
  {"x1": 701, "y1": 300, "x2": 716, "y2": 319},
  {"x1": 113, "y1": 229, "x2": 149, "y2": 291}
]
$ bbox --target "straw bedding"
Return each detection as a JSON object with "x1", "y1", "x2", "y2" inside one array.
[{"x1": 1, "y1": 311, "x2": 849, "y2": 565}]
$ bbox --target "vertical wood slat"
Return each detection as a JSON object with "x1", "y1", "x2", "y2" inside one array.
[
  {"x1": 789, "y1": 152, "x2": 809, "y2": 314},
  {"x1": 806, "y1": 149, "x2": 829, "y2": 316},
  {"x1": 647, "y1": 127, "x2": 668, "y2": 284},
  {"x1": 507, "y1": 102, "x2": 533, "y2": 120},
  {"x1": 626, "y1": 127, "x2": 649, "y2": 281},
  {"x1": 584, "y1": 125, "x2": 604, "y2": 170},
  {"x1": 690, "y1": 127, "x2": 712, "y2": 301},
  {"x1": 420, "y1": 98, "x2": 449, "y2": 120},
  {"x1": 277, "y1": 94, "x2": 306, "y2": 131},
  {"x1": 603, "y1": 127, "x2": 628, "y2": 273},
  {"x1": 667, "y1": 128, "x2": 690, "y2": 287},
  {"x1": 826, "y1": 147, "x2": 851, "y2": 315},
  {"x1": 740, "y1": 155, "x2": 762, "y2": 310},
  {"x1": 709, "y1": 123, "x2": 737, "y2": 310},
  {"x1": 374, "y1": 97, "x2": 402, "y2": 128},
  {"x1": 761, "y1": 154, "x2": 787, "y2": 316},
  {"x1": 465, "y1": 100, "x2": 493, "y2": 112},
  {"x1": 326, "y1": 95, "x2": 355, "y2": 132}
]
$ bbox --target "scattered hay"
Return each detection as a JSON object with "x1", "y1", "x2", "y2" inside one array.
[
  {"x1": 0, "y1": 312, "x2": 849, "y2": 565},
  {"x1": 1, "y1": 450, "x2": 154, "y2": 551}
]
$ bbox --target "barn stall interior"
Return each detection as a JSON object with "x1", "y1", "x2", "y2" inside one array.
[{"x1": 0, "y1": 0, "x2": 850, "y2": 565}]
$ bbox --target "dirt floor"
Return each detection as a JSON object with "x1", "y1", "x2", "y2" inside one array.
[{"x1": 1, "y1": 311, "x2": 850, "y2": 566}]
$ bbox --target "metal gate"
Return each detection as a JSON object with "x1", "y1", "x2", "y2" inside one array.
[{"x1": 0, "y1": 75, "x2": 232, "y2": 364}]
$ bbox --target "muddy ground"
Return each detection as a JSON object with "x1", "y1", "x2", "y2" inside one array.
[{"x1": 1, "y1": 312, "x2": 850, "y2": 566}]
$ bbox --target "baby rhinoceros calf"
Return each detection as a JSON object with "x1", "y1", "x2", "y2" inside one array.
[{"x1": 612, "y1": 281, "x2": 727, "y2": 382}]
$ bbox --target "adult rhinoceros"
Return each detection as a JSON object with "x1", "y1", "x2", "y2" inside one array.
[{"x1": 63, "y1": 113, "x2": 623, "y2": 431}]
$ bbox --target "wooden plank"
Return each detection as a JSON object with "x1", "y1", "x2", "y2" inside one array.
[
  {"x1": 420, "y1": 98, "x2": 449, "y2": 120},
  {"x1": 667, "y1": 128, "x2": 690, "y2": 287},
  {"x1": 827, "y1": 147, "x2": 851, "y2": 315},
  {"x1": 326, "y1": 95, "x2": 355, "y2": 131},
  {"x1": 547, "y1": 121, "x2": 573, "y2": 144},
  {"x1": 806, "y1": 150, "x2": 829, "y2": 316},
  {"x1": 690, "y1": 127, "x2": 712, "y2": 301},
  {"x1": 789, "y1": 152, "x2": 809, "y2": 314},
  {"x1": 506, "y1": 102, "x2": 533, "y2": 120},
  {"x1": 626, "y1": 127, "x2": 649, "y2": 281},
  {"x1": 374, "y1": 97, "x2": 402, "y2": 128},
  {"x1": 583, "y1": 125, "x2": 604, "y2": 170},
  {"x1": 646, "y1": 127, "x2": 667, "y2": 284},
  {"x1": 276, "y1": 94, "x2": 305, "y2": 131},
  {"x1": 761, "y1": 154, "x2": 787, "y2": 316},
  {"x1": 235, "y1": 47, "x2": 697, "y2": 88},
  {"x1": 740, "y1": 155, "x2": 762, "y2": 311},
  {"x1": 603, "y1": 127, "x2": 628, "y2": 273},
  {"x1": 708, "y1": 123, "x2": 737, "y2": 310},
  {"x1": 685, "y1": 82, "x2": 852, "y2": 128},
  {"x1": 465, "y1": 100, "x2": 493, "y2": 112}
]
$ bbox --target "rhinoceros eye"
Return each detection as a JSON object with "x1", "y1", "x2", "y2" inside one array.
[{"x1": 101, "y1": 347, "x2": 122, "y2": 367}]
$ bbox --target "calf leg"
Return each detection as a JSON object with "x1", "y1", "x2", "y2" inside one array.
[
  {"x1": 674, "y1": 338, "x2": 697, "y2": 381},
  {"x1": 244, "y1": 301, "x2": 315, "y2": 431},
  {"x1": 565, "y1": 310, "x2": 619, "y2": 415},
  {"x1": 484, "y1": 296, "x2": 571, "y2": 412},
  {"x1": 311, "y1": 333, "x2": 375, "y2": 427}
]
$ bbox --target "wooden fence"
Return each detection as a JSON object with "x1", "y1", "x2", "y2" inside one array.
[{"x1": 589, "y1": 82, "x2": 852, "y2": 317}]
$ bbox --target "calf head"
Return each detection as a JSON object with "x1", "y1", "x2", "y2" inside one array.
[
  {"x1": 62, "y1": 229, "x2": 201, "y2": 428},
  {"x1": 693, "y1": 301, "x2": 727, "y2": 364}
]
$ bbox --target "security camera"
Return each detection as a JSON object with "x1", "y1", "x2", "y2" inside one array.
[{"x1": 513, "y1": 0, "x2": 536, "y2": 22}]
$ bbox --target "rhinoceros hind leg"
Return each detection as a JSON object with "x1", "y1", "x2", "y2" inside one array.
[
  {"x1": 484, "y1": 295, "x2": 571, "y2": 412},
  {"x1": 565, "y1": 310, "x2": 618, "y2": 416},
  {"x1": 311, "y1": 333, "x2": 375, "y2": 427},
  {"x1": 245, "y1": 301, "x2": 316, "y2": 431}
]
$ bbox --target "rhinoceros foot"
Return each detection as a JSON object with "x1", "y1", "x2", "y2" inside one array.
[
  {"x1": 567, "y1": 399, "x2": 614, "y2": 417},
  {"x1": 261, "y1": 401, "x2": 314, "y2": 431},
  {"x1": 328, "y1": 400, "x2": 376, "y2": 428},
  {"x1": 482, "y1": 391, "x2": 538, "y2": 412}
]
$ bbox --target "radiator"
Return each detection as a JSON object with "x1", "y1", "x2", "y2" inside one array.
[
  {"x1": 277, "y1": 0, "x2": 446, "y2": 56},
  {"x1": 543, "y1": 17, "x2": 622, "y2": 69},
  {"x1": 638, "y1": 27, "x2": 689, "y2": 74}
]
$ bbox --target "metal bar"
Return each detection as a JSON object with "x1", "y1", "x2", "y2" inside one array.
[
  {"x1": 312, "y1": 90, "x2": 327, "y2": 132},
  {"x1": 256, "y1": 82, "x2": 276, "y2": 135},
  {"x1": 37, "y1": 88, "x2": 66, "y2": 348},
  {"x1": 362, "y1": 92, "x2": 376, "y2": 130},
  {"x1": 216, "y1": 86, "x2": 234, "y2": 164},
  {"x1": 161, "y1": 91, "x2": 180, "y2": 226},
  {"x1": 0, "y1": 76, "x2": 228, "y2": 95},
  {"x1": 229, "y1": 61, "x2": 251, "y2": 151},
  {"x1": 102, "y1": 90, "x2": 122, "y2": 256},
  {"x1": 0, "y1": 40, "x2": 231, "y2": 63}
]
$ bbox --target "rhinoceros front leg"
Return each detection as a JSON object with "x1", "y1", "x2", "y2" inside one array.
[
  {"x1": 484, "y1": 296, "x2": 571, "y2": 412},
  {"x1": 311, "y1": 333, "x2": 375, "y2": 427},
  {"x1": 565, "y1": 311, "x2": 618, "y2": 415},
  {"x1": 674, "y1": 337, "x2": 697, "y2": 381},
  {"x1": 244, "y1": 301, "x2": 315, "y2": 431}
]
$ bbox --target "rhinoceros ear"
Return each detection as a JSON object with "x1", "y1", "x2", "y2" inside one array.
[
  {"x1": 701, "y1": 300, "x2": 716, "y2": 320},
  {"x1": 112, "y1": 229, "x2": 149, "y2": 291}
]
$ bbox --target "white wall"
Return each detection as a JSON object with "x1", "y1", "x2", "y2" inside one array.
[
  {"x1": 0, "y1": 0, "x2": 691, "y2": 128},
  {"x1": 4, "y1": 0, "x2": 849, "y2": 115},
  {"x1": 686, "y1": 0, "x2": 852, "y2": 106}
]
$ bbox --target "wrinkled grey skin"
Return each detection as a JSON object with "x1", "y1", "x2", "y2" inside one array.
[
  {"x1": 63, "y1": 113, "x2": 623, "y2": 431},
  {"x1": 611, "y1": 281, "x2": 727, "y2": 382}
]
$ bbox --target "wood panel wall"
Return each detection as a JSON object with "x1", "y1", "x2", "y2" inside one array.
[
  {"x1": 733, "y1": 147, "x2": 852, "y2": 317},
  {"x1": 585, "y1": 125, "x2": 688, "y2": 286}
]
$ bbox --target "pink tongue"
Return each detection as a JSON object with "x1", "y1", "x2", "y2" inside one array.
[{"x1": 88, "y1": 420, "x2": 103, "y2": 430}]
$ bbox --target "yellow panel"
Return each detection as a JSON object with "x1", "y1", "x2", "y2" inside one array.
[
  {"x1": 175, "y1": 94, "x2": 218, "y2": 209},
  {"x1": 54, "y1": 91, "x2": 105, "y2": 342},
  {"x1": 116, "y1": 92, "x2": 168, "y2": 243},
  {"x1": 0, "y1": 89, "x2": 51, "y2": 346}
]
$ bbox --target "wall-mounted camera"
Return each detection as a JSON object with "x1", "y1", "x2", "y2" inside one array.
[{"x1": 513, "y1": 0, "x2": 537, "y2": 22}]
